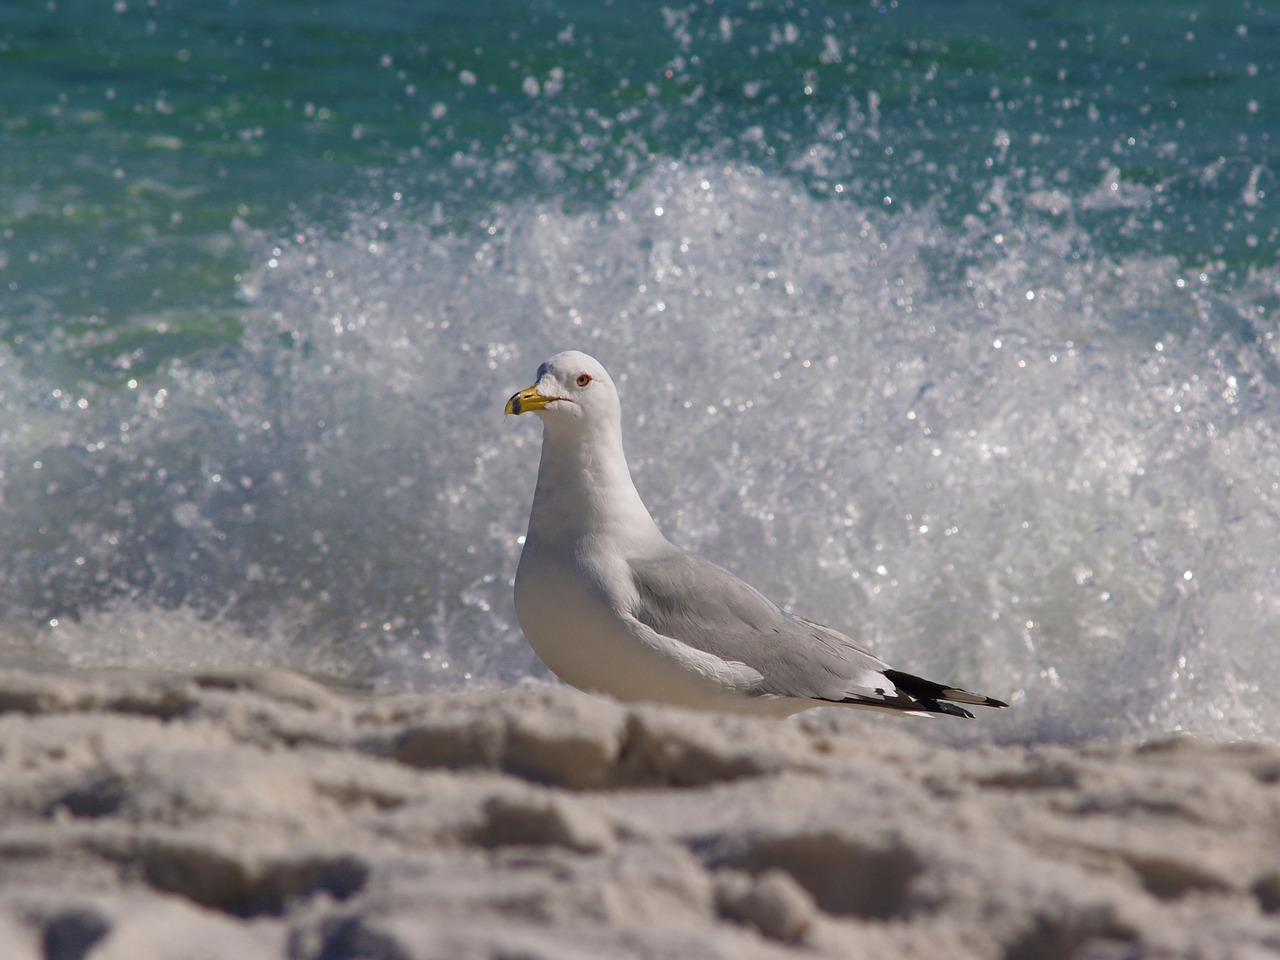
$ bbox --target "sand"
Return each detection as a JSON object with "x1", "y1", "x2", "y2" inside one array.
[{"x1": 0, "y1": 664, "x2": 1278, "y2": 960}]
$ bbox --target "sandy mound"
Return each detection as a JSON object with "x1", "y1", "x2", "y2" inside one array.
[{"x1": 0, "y1": 665, "x2": 1277, "y2": 959}]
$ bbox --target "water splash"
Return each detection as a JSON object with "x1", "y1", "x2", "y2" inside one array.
[{"x1": 7, "y1": 160, "x2": 1280, "y2": 743}]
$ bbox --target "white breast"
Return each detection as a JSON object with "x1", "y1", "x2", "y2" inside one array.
[{"x1": 513, "y1": 544, "x2": 795, "y2": 714}]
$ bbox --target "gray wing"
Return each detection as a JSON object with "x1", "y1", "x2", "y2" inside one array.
[{"x1": 626, "y1": 551, "x2": 893, "y2": 703}]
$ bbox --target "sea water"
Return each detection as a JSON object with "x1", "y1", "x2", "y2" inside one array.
[{"x1": 3, "y1": 0, "x2": 1278, "y2": 744}]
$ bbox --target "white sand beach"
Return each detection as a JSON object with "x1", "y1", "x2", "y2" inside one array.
[{"x1": 0, "y1": 664, "x2": 1278, "y2": 960}]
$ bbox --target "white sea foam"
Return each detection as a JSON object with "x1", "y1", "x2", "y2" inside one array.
[{"x1": 7, "y1": 161, "x2": 1280, "y2": 743}]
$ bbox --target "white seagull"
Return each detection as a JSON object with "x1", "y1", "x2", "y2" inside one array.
[{"x1": 505, "y1": 350, "x2": 1008, "y2": 718}]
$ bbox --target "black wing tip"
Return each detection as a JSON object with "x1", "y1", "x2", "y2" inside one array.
[
  {"x1": 924, "y1": 699, "x2": 977, "y2": 719},
  {"x1": 938, "y1": 689, "x2": 1010, "y2": 710},
  {"x1": 821, "y1": 693, "x2": 977, "y2": 718},
  {"x1": 881, "y1": 668, "x2": 1009, "y2": 715}
]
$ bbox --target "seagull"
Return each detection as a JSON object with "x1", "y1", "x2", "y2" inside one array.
[{"x1": 505, "y1": 350, "x2": 1008, "y2": 718}]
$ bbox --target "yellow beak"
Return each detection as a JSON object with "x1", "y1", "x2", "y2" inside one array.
[{"x1": 505, "y1": 385, "x2": 556, "y2": 415}]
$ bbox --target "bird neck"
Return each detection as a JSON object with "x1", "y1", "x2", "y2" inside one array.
[{"x1": 527, "y1": 421, "x2": 665, "y2": 549}]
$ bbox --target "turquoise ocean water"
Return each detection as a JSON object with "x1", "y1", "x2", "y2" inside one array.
[{"x1": 3, "y1": 0, "x2": 1279, "y2": 743}]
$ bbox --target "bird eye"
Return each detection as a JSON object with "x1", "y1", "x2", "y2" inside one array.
[{"x1": 575, "y1": 373, "x2": 592, "y2": 387}]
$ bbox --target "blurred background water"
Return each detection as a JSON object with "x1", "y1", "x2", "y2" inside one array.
[{"x1": 3, "y1": 0, "x2": 1278, "y2": 743}]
